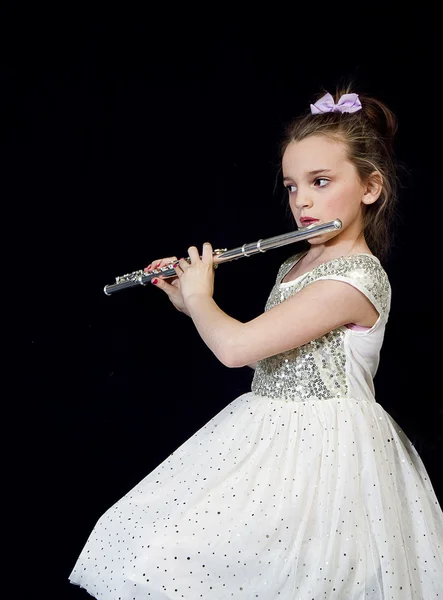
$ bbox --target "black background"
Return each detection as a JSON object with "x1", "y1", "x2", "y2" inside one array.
[{"x1": 5, "y1": 5, "x2": 442, "y2": 598}]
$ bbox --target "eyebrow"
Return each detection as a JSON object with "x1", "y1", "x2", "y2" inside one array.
[{"x1": 283, "y1": 169, "x2": 333, "y2": 181}]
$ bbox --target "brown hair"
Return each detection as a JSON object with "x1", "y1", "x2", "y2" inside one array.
[{"x1": 280, "y1": 85, "x2": 399, "y2": 261}]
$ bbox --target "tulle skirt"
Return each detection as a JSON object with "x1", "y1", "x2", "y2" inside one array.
[{"x1": 69, "y1": 392, "x2": 443, "y2": 599}]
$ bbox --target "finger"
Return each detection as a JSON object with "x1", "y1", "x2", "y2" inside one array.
[
  {"x1": 175, "y1": 257, "x2": 189, "y2": 272},
  {"x1": 151, "y1": 276, "x2": 179, "y2": 296},
  {"x1": 187, "y1": 246, "x2": 200, "y2": 264},
  {"x1": 202, "y1": 242, "x2": 213, "y2": 265},
  {"x1": 144, "y1": 257, "x2": 178, "y2": 272},
  {"x1": 153, "y1": 257, "x2": 178, "y2": 271}
]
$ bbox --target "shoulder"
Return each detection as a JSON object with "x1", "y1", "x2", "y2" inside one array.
[
  {"x1": 317, "y1": 254, "x2": 388, "y2": 279},
  {"x1": 312, "y1": 254, "x2": 391, "y2": 316}
]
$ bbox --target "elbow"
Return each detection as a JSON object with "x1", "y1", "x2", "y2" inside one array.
[
  {"x1": 216, "y1": 326, "x2": 252, "y2": 368},
  {"x1": 217, "y1": 345, "x2": 251, "y2": 369},
  {"x1": 222, "y1": 355, "x2": 244, "y2": 369},
  {"x1": 217, "y1": 349, "x2": 241, "y2": 369}
]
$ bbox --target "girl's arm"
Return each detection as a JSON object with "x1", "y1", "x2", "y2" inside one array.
[{"x1": 184, "y1": 279, "x2": 379, "y2": 368}]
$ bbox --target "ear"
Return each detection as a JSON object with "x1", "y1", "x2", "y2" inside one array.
[{"x1": 362, "y1": 171, "x2": 383, "y2": 205}]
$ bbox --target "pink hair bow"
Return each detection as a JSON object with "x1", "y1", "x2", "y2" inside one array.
[{"x1": 310, "y1": 92, "x2": 362, "y2": 114}]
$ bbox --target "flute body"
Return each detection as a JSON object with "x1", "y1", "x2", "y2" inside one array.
[{"x1": 103, "y1": 219, "x2": 342, "y2": 295}]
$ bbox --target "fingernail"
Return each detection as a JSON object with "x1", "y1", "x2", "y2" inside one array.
[
  {"x1": 146, "y1": 263, "x2": 152, "y2": 270},
  {"x1": 151, "y1": 278, "x2": 159, "y2": 284}
]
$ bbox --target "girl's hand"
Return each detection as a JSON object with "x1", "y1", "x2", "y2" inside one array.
[
  {"x1": 173, "y1": 242, "x2": 215, "y2": 307},
  {"x1": 145, "y1": 244, "x2": 215, "y2": 313},
  {"x1": 144, "y1": 255, "x2": 189, "y2": 315}
]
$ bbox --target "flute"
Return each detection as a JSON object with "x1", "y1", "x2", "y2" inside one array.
[{"x1": 103, "y1": 219, "x2": 342, "y2": 295}]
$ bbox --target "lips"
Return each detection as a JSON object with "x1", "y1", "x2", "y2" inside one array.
[{"x1": 300, "y1": 218, "x2": 319, "y2": 226}]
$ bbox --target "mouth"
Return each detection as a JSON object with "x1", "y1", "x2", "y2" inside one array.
[{"x1": 300, "y1": 218, "x2": 319, "y2": 227}]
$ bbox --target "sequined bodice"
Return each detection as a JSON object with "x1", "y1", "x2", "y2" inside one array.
[{"x1": 251, "y1": 253, "x2": 391, "y2": 402}]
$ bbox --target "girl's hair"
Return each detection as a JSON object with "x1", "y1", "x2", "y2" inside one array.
[{"x1": 280, "y1": 85, "x2": 399, "y2": 261}]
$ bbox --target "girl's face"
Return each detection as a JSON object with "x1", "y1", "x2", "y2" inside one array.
[{"x1": 282, "y1": 135, "x2": 372, "y2": 245}]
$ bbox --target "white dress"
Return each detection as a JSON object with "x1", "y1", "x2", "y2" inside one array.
[{"x1": 69, "y1": 253, "x2": 443, "y2": 599}]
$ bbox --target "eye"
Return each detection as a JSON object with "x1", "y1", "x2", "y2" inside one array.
[
  {"x1": 315, "y1": 177, "x2": 329, "y2": 187},
  {"x1": 285, "y1": 184, "x2": 297, "y2": 193}
]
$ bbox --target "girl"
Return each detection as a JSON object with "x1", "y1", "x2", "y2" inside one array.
[{"x1": 70, "y1": 88, "x2": 443, "y2": 598}]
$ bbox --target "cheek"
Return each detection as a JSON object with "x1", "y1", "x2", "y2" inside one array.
[
  {"x1": 322, "y1": 194, "x2": 343, "y2": 212},
  {"x1": 323, "y1": 186, "x2": 354, "y2": 212}
]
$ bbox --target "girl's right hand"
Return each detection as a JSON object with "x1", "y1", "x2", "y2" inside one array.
[{"x1": 144, "y1": 256, "x2": 190, "y2": 316}]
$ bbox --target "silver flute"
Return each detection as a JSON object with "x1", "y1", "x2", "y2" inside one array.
[{"x1": 103, "y1": 218, "x2": 342, "y2": 295}]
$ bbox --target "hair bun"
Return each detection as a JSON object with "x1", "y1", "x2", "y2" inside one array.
[
  {"x1": 333, "y1": 87, "x2": 397, "y2": 153},
  {"x1": 361, "y1": 95, "x2": 397, "y2": 147}
]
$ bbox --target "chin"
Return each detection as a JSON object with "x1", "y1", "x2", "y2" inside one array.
[
  {"x1": 307, "y1": 236, "x2": 325, "y2": 244},
  {"x1": 309, "y1": 232, "x2": 337, "y2": 245}
]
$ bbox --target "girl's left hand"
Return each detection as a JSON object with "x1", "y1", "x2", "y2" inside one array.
[{"x1": 174, "y1": 242, "x2": 215, "y2": 305}]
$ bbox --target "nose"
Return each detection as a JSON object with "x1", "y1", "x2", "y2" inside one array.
[{"x1": 293, "y1": 192, "x2": 313, "y2": 210}]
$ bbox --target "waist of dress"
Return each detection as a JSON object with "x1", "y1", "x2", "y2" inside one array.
[{"x1": 250, "y1": 390, "x2": 375, "y2": 404}]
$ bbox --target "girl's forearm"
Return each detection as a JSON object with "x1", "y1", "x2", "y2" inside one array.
[{"x1": 185, "y1": 294, "x2": 244, "y2": 367}]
